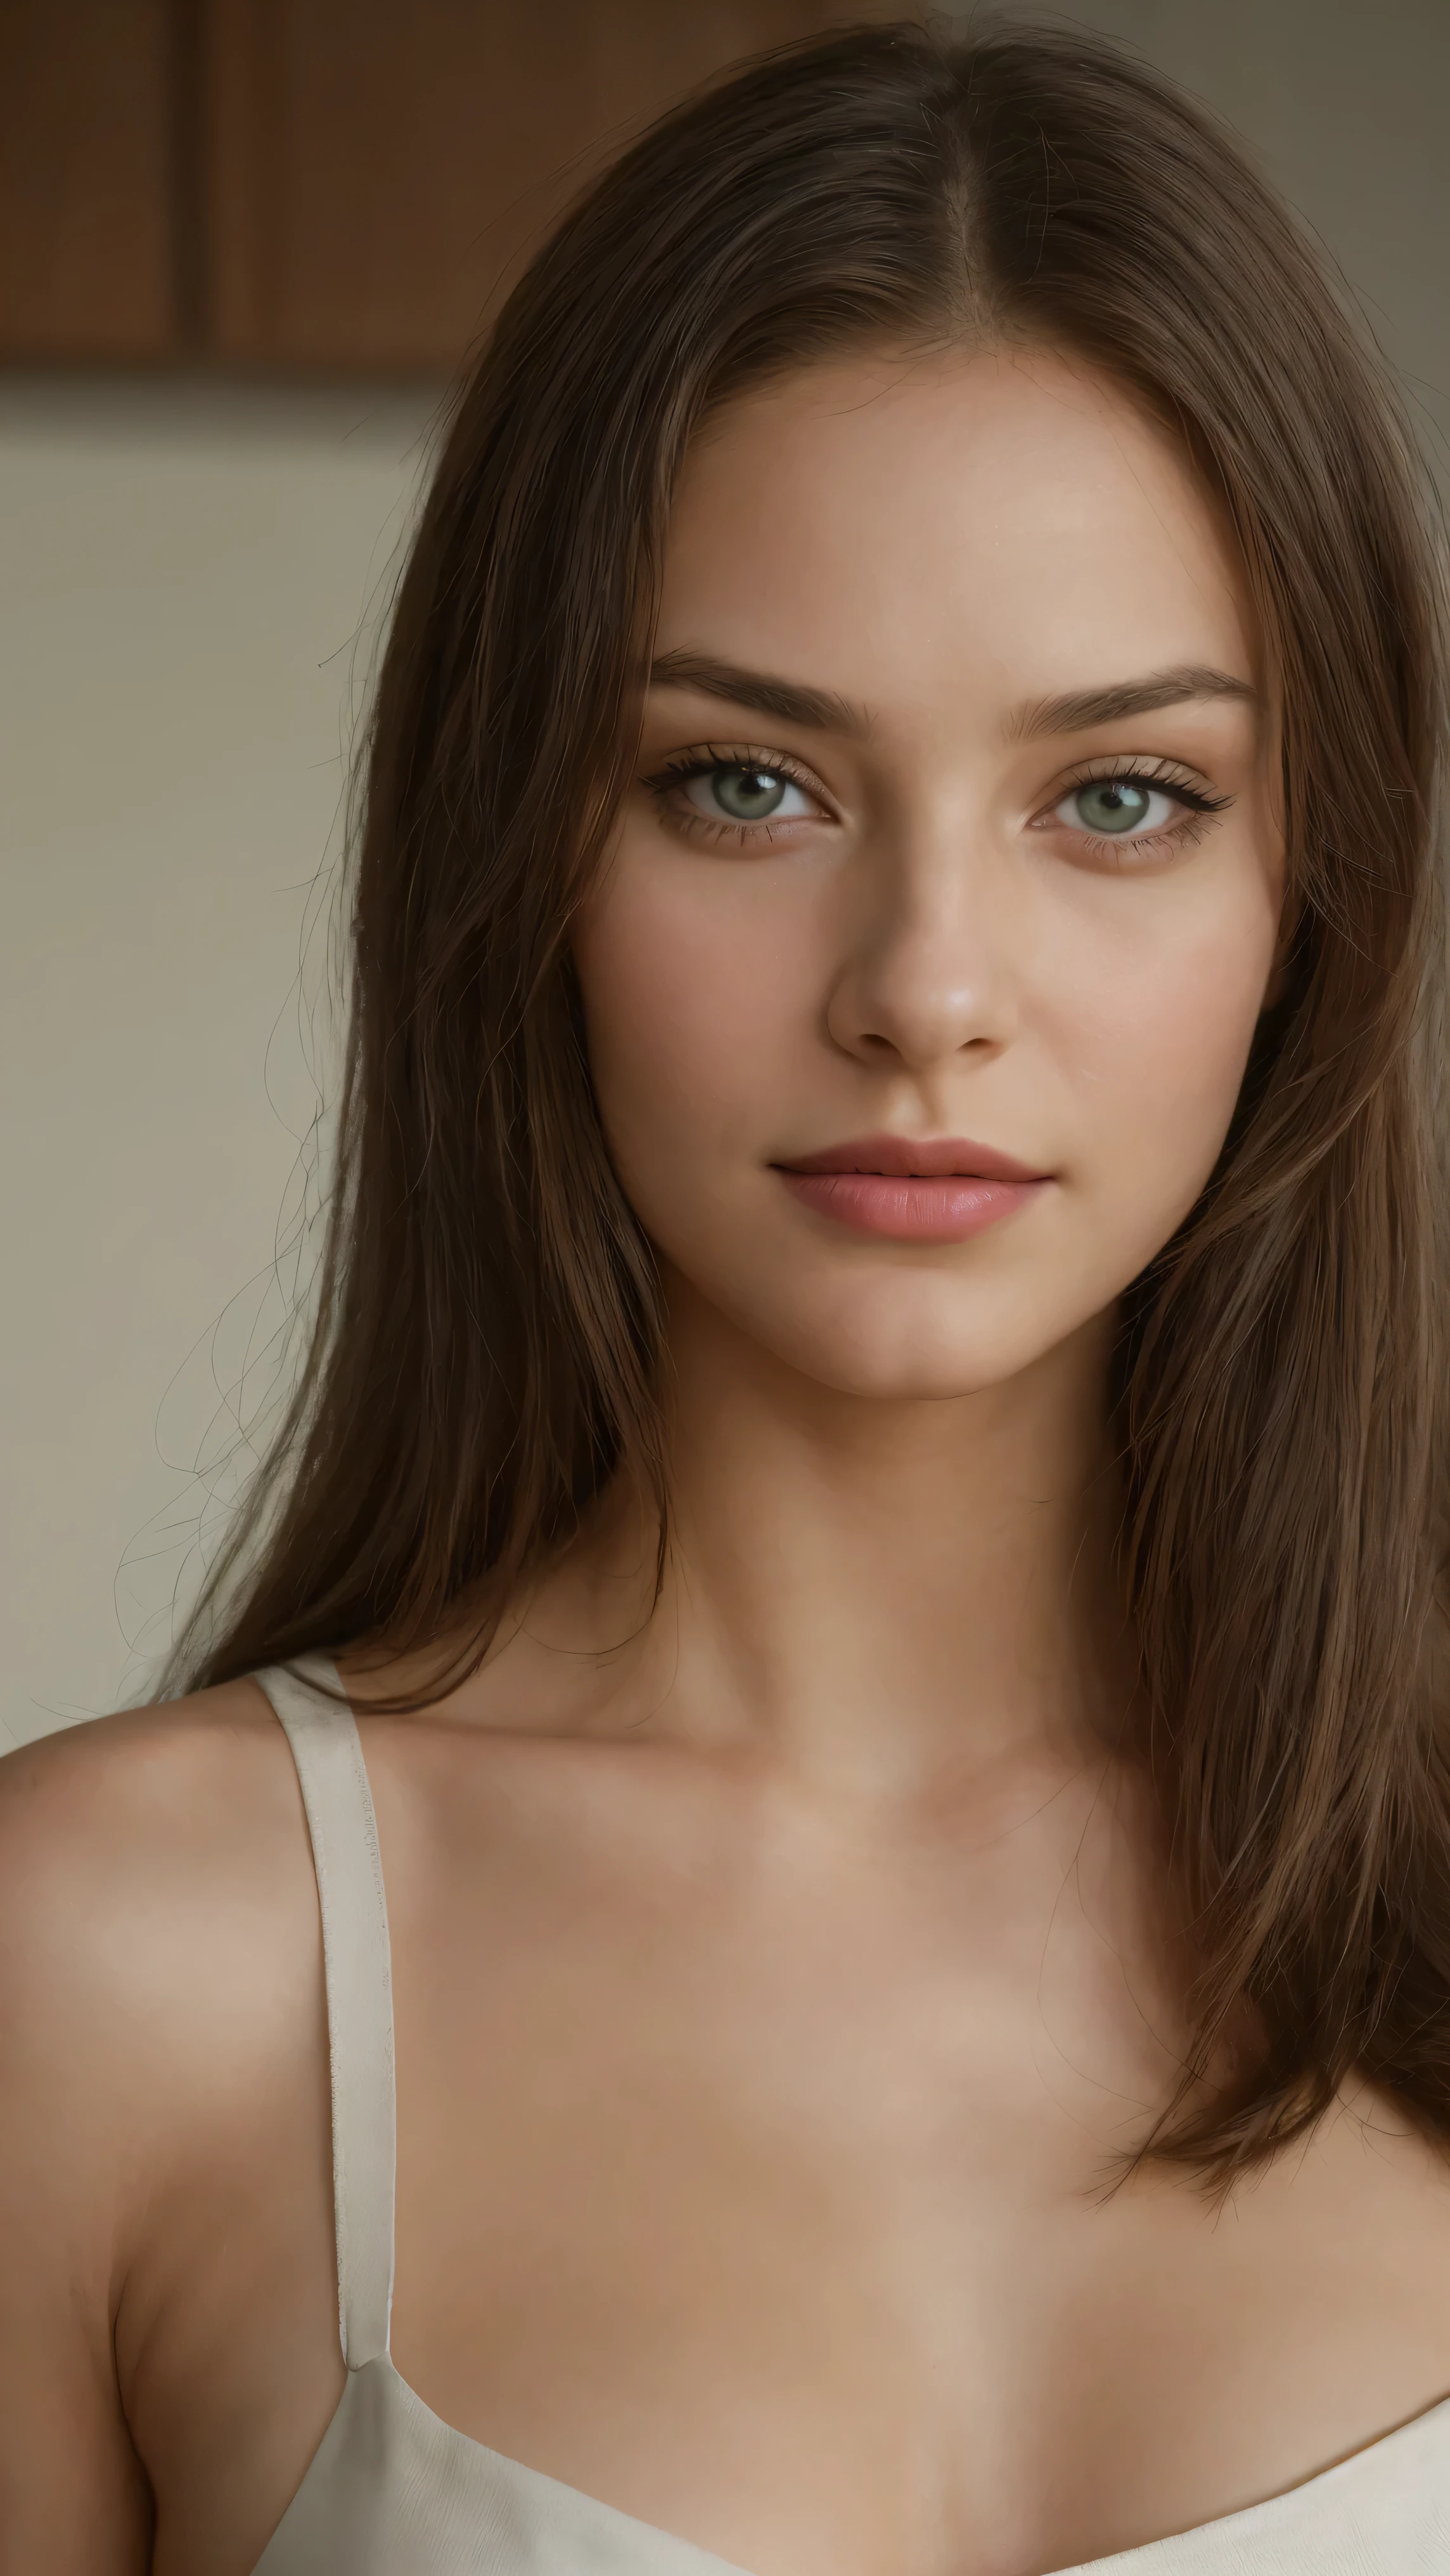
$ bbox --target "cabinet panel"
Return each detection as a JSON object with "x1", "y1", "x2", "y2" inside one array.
[
  {"x1": 0, "y1": 0, "x2": 176, "y2": 357},
  {"x1": 203, "y1": 0, "x2": 893, "y2": 375}
]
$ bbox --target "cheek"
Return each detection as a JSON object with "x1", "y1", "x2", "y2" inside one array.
[
  {"x1": 1049, "y1": 876, "x2": 1278, "y2": 1232},
  {"x1": 574, "y1": 822, "x2": 1283, "y2": 1388},
  {"x1": 575, "y1": 854, "x2": 811, "y2": 1172}
]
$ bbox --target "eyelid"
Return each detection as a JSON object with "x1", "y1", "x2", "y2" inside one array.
[
  {"x1": 643, "y1": 742, "x2": 838, "y2": 817},
  {"x1": 1032, "y1": 753, "x2": 1231, "y2": 825}
]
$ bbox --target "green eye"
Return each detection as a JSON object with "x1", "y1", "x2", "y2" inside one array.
[
  {"x1": 683, "y1": 764, "x2": 814, "y2": 825},
  {"x1": 710, "y1": 766, "x2": 787, "y2": 820},
  {"x1": 1047, "y1": 772, "x2": 1217, "y2": 849},
  {"x1": 1073, "y1": 779, "x2": 1157, "y2": 834}
]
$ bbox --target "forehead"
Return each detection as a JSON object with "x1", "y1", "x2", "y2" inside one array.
[{"x1": 658, "y1": 347, "x2": 1255, "y2": 721}]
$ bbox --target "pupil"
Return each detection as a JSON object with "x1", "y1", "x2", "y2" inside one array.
[
  {"x1": 717, "y1": 766, "x2": 785, "y2": 820},
  {"x1": 1079, "y1": 780, "x2": 1149, "y2": 834}
]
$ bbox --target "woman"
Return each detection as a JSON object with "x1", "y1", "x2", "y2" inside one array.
[{"x1": 4, "y1": 19, "x2": 1449, "y2": 2575}]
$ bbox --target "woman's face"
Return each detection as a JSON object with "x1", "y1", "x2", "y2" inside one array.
[{"x1": 574, "y1": 345, "x2": 1283, "y2": 1400}]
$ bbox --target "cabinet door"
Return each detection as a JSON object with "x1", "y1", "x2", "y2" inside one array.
[
  {"x1": 203, "y1": 0, "x2": 895, "y2": 375},
  {"x1": 0, "y1": 0, "x2": 178, "y2": 358}
]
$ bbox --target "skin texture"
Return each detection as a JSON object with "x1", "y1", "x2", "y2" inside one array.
[
  {"x1": 4, "y1": 345, "x2": 1450, "y2": 2576},
  {"x1": 584, "y1": 349, "x2": 1281, "y2": 1408}
]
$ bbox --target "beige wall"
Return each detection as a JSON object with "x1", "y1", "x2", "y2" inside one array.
[
  {"x1": 1, "y1": 382, "x2": 435, "y2": 1745},
  {"x1": 4, "y1": 1, "x2": 1446, "y2": 1747}
]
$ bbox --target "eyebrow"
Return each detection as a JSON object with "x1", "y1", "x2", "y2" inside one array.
[
  {"x1": 647, "y1": 650, "x2": 1259, "y2": 747},
  {"x1": 648, "y1": 649, "x2": 868, "y2": 738},
  {"x1": 1015, "y1": 665, "x2": 1261, "y2": 738}
]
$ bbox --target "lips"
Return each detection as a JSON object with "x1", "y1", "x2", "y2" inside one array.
[{"x1": 773, "y1": 1133, "x2": 1051, "y2": 1243}]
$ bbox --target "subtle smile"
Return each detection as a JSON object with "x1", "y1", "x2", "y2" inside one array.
[{"x1": 772, "y1": 1133, "x2": 1052, "y2": 1242}]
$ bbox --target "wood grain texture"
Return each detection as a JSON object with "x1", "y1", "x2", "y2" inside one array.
[
  {"x1": 0, "y1": 0, "x2": 177, "y2": 357},
  {"x1": 203, "y1": 0, "x2": 899, "y2": 375}
]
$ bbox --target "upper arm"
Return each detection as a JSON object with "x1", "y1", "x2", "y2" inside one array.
[
  {"x1": 0, "y1": 1682, "x2": 295, "y2": 2576},
  {"x1": 0, "y1": 1723, "x2": 161, "y2": 2571}
]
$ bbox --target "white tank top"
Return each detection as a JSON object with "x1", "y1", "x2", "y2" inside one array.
[{"x1": 250, "y1": 1659, "x2": 1450, "y2": 2573}]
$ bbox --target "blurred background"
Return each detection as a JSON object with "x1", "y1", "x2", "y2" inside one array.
[{"x1": 3, "y1": 0, "x2": 1447, "y2": 1746}]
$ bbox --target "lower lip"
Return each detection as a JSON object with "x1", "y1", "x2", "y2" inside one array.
[{"x1": 777, "y1": 1171, "x2": 1046, "y2": 1242}]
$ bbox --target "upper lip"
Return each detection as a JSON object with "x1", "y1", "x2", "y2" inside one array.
[{"x1": 776, "y1": 1133, "x2": 1049, "y2": 1182}]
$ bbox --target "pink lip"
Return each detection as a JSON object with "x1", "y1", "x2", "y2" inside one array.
[{"x1": 773, "y1": 1133, "x2": 1051, "y2": 1242}]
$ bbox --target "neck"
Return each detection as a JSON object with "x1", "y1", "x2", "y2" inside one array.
[{"x1": 544, "y1": 1278, "x2": 1129, "y2": 1801}]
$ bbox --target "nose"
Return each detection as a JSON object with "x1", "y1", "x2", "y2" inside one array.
[{"x1": 824, "y1": 822, "x2": 1021, "y2": 1073}]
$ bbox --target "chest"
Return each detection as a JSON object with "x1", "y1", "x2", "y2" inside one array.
[
  {"x1": 366, "y1": 1744, "x2": 1450, "y2": 2575},
  {"x1": 139, "y1": 1727, "x2": 1450, "y2": 2576}
]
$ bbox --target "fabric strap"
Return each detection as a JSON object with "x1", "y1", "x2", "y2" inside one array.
[{"x1": 255, "y1": 1656, "x2": 397, "y2": 2370}]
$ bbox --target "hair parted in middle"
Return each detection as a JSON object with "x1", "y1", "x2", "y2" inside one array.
[{"x1": 173, "y1": 20, "x2": 1449, "y2": 2183}]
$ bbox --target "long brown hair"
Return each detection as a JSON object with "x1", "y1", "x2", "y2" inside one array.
[{"x1": 170, "y1": 20, "x2": 1450, "y2": 2177}]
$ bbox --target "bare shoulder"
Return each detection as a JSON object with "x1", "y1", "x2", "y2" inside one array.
[
  {"x1": 0, "y1": 1678, "x2": 309, "y2": 2011},
  {"x1": 1323, "y1": 2078, "x2": 1450, "y2": 2231},
  {"x1": 0, "y1": 1677, "x2": 321, "y2": 2191},
  {"x1": 0, "y1": 1672, "x2": 293, "y2": 1832},
  {"x1": 1245, "y1": 2078, "x2": 1450, "y2": 2388},
  {"x1": 0, "y1": 1680, "x2": 321, "y2": 2572}
]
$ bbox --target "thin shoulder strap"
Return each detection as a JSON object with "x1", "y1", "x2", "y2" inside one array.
[{"x1": 255, "y1": 1656, "x2": 395, "y2": 2370}]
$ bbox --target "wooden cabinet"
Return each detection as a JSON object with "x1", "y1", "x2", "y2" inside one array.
[
  {"x1": 2, "y1": 0, "x2": 894, "y2": 374},
  {"x1": 1, "y1": 0, "x2": 179, "y2": 357}
]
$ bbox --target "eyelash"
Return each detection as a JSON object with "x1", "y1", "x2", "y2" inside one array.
[
  {"x1": 641, "y1": 745, "x2": 830, "y2": 847},
  {"x1": 1043, "y1": 756, "x2": 1233, "y2": 863},
  {"x1": 641, "y1": 748, "x2": 1233, "y2": 856}
]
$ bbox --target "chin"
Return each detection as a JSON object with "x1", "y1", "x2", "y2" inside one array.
[
  {"x1": 736, "y1": 1280, "x2": 1086, "y2": 1404},
  {"x1": 796, "y1": 1344, "x2": 1055, "y2": 1405}
]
